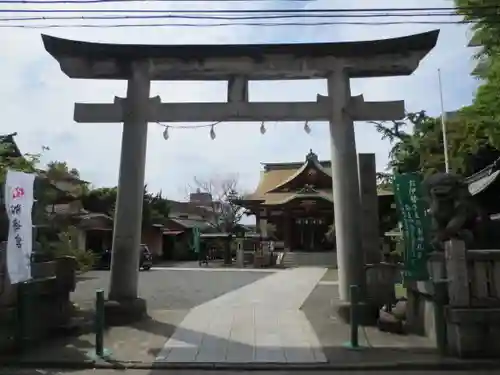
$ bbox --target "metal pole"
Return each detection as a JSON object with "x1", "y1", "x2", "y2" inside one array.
[
  {"x1": 95, "y1": 289, "x2": 105, "y2": 357},
  {"x1": 438, "y1": 69, "x2": 450, "y2": 173}
]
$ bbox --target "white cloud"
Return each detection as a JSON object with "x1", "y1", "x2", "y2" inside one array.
[{"x1": 1, "y1": 0, "x2": 478, "y2": 203}]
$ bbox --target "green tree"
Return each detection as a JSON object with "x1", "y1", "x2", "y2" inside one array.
[
  {"x1": 142, "y1": 186, "x2": 171, "y2": 226},
  {"x1": 374, "y1": 111, "x2": 500, "y2": 177},
  {"x1": 373, "y1": 111, "x2": 447, "y2": 175},
  {"x1": 454, "y1": 0, "x2": 500, "y2": 150},
  {"x1": 455, "y1": 0, "x2": 500, "y2": 58},
  {"x1": 0, "y1": 141, "x2": 43, "y2": 183},
  {"x1": 81, "y1": 185, "x2": 170, "y2": 227},
  {"x1": 46, "y1": 161, "x2": 81, "y2": 180}
]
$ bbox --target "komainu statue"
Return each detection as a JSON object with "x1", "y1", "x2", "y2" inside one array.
[{"x1": 422, "y1": 172, "x2": 492, "y2": 251}]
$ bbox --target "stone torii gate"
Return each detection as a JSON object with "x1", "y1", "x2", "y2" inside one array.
[{"x1": 42, "y1": 30, "x2": 439, "y2": 320}]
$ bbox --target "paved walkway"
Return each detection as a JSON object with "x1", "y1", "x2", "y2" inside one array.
[
  {"x1": 151, "y1": 267, "x2": 276, "y2": 273},
  {"x1": 155, "y1": 267, "x2": 327, "y2": 363}
]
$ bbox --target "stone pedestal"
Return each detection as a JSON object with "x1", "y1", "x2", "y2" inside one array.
[
  {"x1": 104, "y1": 298, "x2": 148, "y2": 326},
  {"x1": 283, "y1": 211, "x2": 292, "y2": 251},
  {"x1": 336, "y1": 301, "x2": 380, "y2": 326},
  {"x1": 259, "y1": 218, "x2": 268, "y2": 238},
  {"x1": 236, "y1": 239, "x2": 244, "y2": 268},
  {"x1": 358, "y1": 153, "x2": 381, "y2": 265},
  {"x1": 447, "y1": 308, "x2": 500, "y2": 358},
  {"x1": 365, "y1": 263, "x2": 398, "y2": 308}
]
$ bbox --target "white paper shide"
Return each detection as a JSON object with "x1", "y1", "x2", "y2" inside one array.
[{"x1": 4, "y1": 170, "x2": 35, "y2": 284}]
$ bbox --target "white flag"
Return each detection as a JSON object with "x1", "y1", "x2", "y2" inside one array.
[{"x1": 5, "y1": 170, "x2": 35, "y2": 284}]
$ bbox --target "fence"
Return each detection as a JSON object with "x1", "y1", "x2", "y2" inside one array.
[
  {"x1": 427, "y1": 239, "x2": 500, "y2": 357},
  {"x1": 428, "y1": 240, "x2": 500, "y2": 307}
]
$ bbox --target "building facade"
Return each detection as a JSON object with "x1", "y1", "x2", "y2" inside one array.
[{"x1": 237, "y1": 150, "x2": 393, "y2": 252}]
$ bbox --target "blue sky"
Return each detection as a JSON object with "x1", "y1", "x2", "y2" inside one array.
[{"x1": 0, "y1": 0, "x2": 478, "y2": 204}]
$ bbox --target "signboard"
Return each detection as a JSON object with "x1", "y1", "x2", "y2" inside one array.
[
  {"x1": 4, "y1": 170, "x2": 35, "y2": 284},
  {"x1": 192, "y1": 227, "x2": 200, "y2": 254},
  {"x1": 393, "y1": 173, "x2": 432, "y2": 281}
]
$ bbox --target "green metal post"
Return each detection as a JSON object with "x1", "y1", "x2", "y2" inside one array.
[
  {"x1": 95, "y1": 289, "x2": 104, "y2": 357},
  {"x1": 349, "y1": 284, "x2": 360, "y2": 348}
]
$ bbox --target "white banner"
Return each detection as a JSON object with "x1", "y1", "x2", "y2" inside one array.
[{"x1": 4, "y1": 170, "x2": 35, "y2": 284}]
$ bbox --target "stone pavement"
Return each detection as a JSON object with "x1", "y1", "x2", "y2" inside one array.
[
  {"x1": 155, "y1": 267, "x2": 327, "y2": 363},
  {"x1": 5, "y1": 267, "x2": 500, "y2": 370}
]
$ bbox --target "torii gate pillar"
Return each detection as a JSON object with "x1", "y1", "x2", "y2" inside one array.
[
  {"x1": 327, "y1": 68, "x2": 366, "y2": 302},
  {"x1": 106, "y1": 61, "x2": 151, "y2": 318}
]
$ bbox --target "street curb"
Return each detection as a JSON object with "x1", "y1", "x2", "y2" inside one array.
[{"x1": 2, "y1": 359, "x2": 500, "y2": 371}]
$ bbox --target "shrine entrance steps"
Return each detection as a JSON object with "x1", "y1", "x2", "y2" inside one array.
[{"x1": 282, "y1": 251, "x2": 337, "y2": 268}]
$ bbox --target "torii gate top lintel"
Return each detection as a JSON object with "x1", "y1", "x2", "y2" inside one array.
[{"x1": 41, "y1": 30, "x2": 439, "y2": 80}]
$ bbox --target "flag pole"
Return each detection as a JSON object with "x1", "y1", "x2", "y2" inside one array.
[{"x1": 438, "y1": 69, "x2": 450, "y2": 173}]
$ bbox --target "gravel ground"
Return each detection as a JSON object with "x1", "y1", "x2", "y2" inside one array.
[{"x1": 72, "y1": 268, "x2": 274, "y2": 310}]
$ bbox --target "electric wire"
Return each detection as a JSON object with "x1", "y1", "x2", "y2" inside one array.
[
  {"x1": 0, "y1": 0, "x2": 313, "y2": 3},
  {"x1": 0, "y1": 12, "x2": 472, "y2": 22},
  {"x1": 0, "y1": 5, "x2": 494, "y2": 28},
  {"x1": 0, "y1": 20, "x2": 484, "y2": 29},
  {"x1": 0, "y1": 7, "x2": 498, "y2": 13},
  {"x1": 0, "y1": 13, "x2": 471, "y2": 23}
]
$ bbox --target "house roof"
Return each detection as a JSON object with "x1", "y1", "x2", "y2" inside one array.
[
  {"x1": 37, "y1": 169, "x2": 89, "y2": 184},
  {"x1": 167, "y1": 218, "x2": 214, "y2": 231},
  {"x1": 41, "y1": 30, "x2": 439, "y2": 80},
  {"x1": 167, "y1": 200, "x2": 213, "y2": 217}
]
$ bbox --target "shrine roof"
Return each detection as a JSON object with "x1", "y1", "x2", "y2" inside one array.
[
  {"x1": 466, "y1": 157, "x2": 500, "y2": 195},
  {"x1": 0, "y1": 132, "x2": 22, "y2": 158},
  {"x1": 41, "y1": 30, "x2": 439, "y2": 80},
  {"x1": 238, "y1": 150, "x2": 393, "y2": 207}
]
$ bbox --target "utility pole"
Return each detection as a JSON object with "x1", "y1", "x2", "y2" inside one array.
[{"x1": 438, "y1": 69, "x2": 450, "y2": 173}]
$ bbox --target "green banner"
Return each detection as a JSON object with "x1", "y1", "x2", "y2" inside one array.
[
  {"x1": 393, "y1": 173, "x2": 432, "y2": 281},
  {"x1": 192, "y1": 227, "x2": 200, "y2": 254}
]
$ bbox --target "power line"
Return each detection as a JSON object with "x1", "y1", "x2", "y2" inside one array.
[
  {"x1": 0, "y1": 6, "x2": 498, "y2": 14},
  {"x1": 0, "y1": 12, "x2": 466, "y2": 22},
  {"x1": 0, "y1": 4, "x2": 490, "y2": 28},
  {"x1": 0, "y1": 0, "x2": 312, "y2": 2},
  {"x1": 4, "y1": 0, "x2": 312, "y2": 2},
  {"x1": 0, "y1": 20, "x2": 479, "y2": 28}
]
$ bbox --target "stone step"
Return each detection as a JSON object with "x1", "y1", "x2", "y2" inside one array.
[{"x1": 281, "y1": 251, "x2": 337, "y2": 268}]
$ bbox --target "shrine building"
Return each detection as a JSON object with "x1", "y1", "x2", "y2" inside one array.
[{"x1": 236, "y1": 150, "x2": 393, "y2": 252}]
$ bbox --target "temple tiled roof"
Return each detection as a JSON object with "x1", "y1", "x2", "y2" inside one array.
[
  {"x1": 241, "y1": 150, "x2": 395, "y2": 207},
  {"x1": 243, "y1": 151, "x2": 331, "y2": 206},
  {"x1": 466, "y1": 157, "x2": 500, "y2": 196}
]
